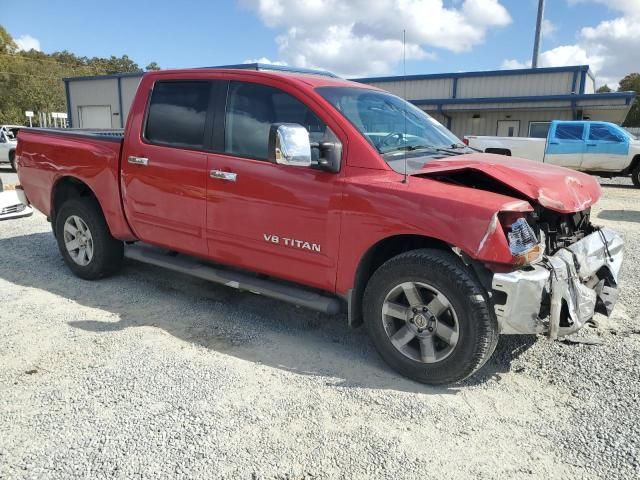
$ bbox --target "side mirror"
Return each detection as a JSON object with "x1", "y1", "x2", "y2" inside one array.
[{"x1": 268, "y1": 123, "x2": 312, "y2": 167}]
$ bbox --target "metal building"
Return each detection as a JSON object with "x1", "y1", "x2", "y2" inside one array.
[{"x1": 64, "y1": 64, "x2": 636, "y2": 138}]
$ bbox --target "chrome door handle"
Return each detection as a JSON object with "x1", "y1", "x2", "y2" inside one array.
[
  {"x1": 128, "y1": 156, "x2": 149, "y2": 166},
  {"x1": 210, "y1": 170, "x2": 237, "y2": 182}
]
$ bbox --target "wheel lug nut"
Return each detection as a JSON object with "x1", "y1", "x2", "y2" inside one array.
[
  {"x1": 412, "y1": 308, "x2": 418, "y2": 313},
  {"x1": 422, "y1": 307, "x2": 428, "y2": 312},
  {"x1": 409, "y1": 318, "x2": 414, "y2": 323},
  {"x1": 428, "y1": 327, "x2": 434, "y2": 332}
]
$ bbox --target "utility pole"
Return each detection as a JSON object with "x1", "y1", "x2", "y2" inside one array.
[{"x1": 532, "y1": 0, "x2": 545, "y2": 68}]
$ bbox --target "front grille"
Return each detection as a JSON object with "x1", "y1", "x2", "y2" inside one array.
[{"x1": 0, "y1": 203, "x2": 26, "y2": 215}]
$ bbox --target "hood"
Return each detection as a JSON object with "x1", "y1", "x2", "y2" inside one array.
[{"x1": 415, "y1": 153, "x2": 600, "y2": 213}]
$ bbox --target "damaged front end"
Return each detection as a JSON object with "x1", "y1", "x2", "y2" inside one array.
[
  {"x1": 492, "y1": 215, "x2": 623, "y2": 338},
  {"x1": 416, "y1": 160, "x2": 623, "y2": 339}
]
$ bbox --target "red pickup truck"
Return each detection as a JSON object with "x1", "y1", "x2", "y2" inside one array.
[{"x1": 16, "y1": 66, "x2": 624, "y2": 384}]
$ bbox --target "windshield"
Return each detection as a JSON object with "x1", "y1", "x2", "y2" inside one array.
[{"x1": 316, "y1": 86, "x2": 468, "y2": 172}]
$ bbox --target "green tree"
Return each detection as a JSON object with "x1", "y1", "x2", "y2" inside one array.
[
  {"x1": 596, "y1": 84, "x2": 612, "y2": 93},
  {"x1": 619, "y1": 73, "x2": 640, "y2": 127},
  {"x1": 0, "y1": 25, "x2": 160, "y2": 125},
  {"x1": 145, "y1": 62, "x2": 161, "y2": 71}
]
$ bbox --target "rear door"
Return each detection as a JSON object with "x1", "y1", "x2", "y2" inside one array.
[
  {"x1": 582, "y1": 123, "x2": 630, "y2": 171},
  {"x1": 205, "y1": 80, "x2": 344, "y2": 292},
  {"x1": 544, "y1": 122, "x2": 585, "y2": 169},
  {"x1": 121, "y1": 80, "x2": 223, "y2": 257}
]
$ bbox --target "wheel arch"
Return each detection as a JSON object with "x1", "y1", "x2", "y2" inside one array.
[
  {"x1": 51, "y1": 176, "x2": 102, "y2": 228},
  {"x1": 625, "y1": 154, "x2": 640, "y2": 174},
  {"x1": 347, "y1": 234, "x2": 452, "y2": 328},
  {"x1": 484, "y1": 148, "x2": 512, "y2": 156}
]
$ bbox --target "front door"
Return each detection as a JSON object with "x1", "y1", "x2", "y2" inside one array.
[
  {"x1": 205, "y1": 80, "x2": 343, "y2": 292},
  {"x1": 497, "y1": 120, "x2": 520, "y2": 137},
  {"x1": 121, "y1": 80, "x2": 216, "y2": 257},
  {"x1": 582, "y1": 123, "x2": 630, "y2": 172}
]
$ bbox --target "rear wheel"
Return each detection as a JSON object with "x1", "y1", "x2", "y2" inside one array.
[
  {"x1": 54, "y1": 197, "x2": 124, "y2": 279},
  {"x1": 8, "y1": 150, "x2": 16, "y2": 171},
  {"x1": 363, "y1": 249, "x2": 499, "y2": 385},
  {"x1": 632, "y1": 164, "x2": 640, "y2": 188}
]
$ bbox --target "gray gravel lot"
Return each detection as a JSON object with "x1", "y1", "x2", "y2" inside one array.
[
  {"x1": 0, "y1": 166, "x2": 18, "y2": 188},
  {"x1": 0, "y1": 177, "x2": 638, "y2": 479}
]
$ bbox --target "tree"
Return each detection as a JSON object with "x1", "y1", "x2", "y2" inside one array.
[
  {"x1": 0, "y1": 25, "x2": 159, "y2": 125},
  {"x1": 0, "y1": 25, "x2": 17, "y2": 53},
  {"x1": 145, "y1": 62, "x2": 161, "y2": 71},
  {"x1": 619, "y1": 73, "x2": 640, "y2": 127},
  {"x1": 596, "y1": 84, "x2": 612, "y2": 93}
]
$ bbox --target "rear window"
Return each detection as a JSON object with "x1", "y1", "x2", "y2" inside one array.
[
  {"x1": 145, "y1": 81, "x2": 210, "y2": 149},
  {"x1": 528, "y1": 122, "x2": 550, "y2": 138},
  {"x1": 555, "y1": 123, "x2": 584, "y2": 140}
]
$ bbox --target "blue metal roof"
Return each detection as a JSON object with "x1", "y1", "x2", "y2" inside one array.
[
  {"x1": 411, "y1": 91, "x2": 636, "y2": 107},
  {"x1": 351, "y1": 65, "x2": 591, "y2": 83}
]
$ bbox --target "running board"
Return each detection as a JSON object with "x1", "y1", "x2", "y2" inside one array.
[{"x1": 124, "y1": 244, "x2": 341, "y2": 315}]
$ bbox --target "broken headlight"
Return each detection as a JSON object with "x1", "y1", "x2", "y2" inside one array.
[{"x1": 507, "y1": 217, "x2": 545, "y2": 265}]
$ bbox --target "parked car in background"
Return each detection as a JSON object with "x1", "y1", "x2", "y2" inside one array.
[
  {"x1": 0, "y1": 125, "x2": 22, "y2": 171},
  {"x1": 0, "y1": 186, "x2": 32, "y2": 221},
  {"x1": 13, "y1": 67, "x2": 624, "y2": 385},
  {"x1": 465, "y1": 120, "x2": 640, "y2": 187}
]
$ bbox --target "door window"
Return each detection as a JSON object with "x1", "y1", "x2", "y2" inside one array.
[
  {"x1": 555, "y1": 123, "x2": 585, "y2": 140},
  {"x1": 145, "y1": 81, "x2": 211, "y2": 149},
  {"x1": 224, "y1": 82, "x2": 327, "y2": 161},
  {"x1": 589, "y1": 124, "x2": 623, "y2": 142},
  {"x1": 528, "y1": 122, "x2": 551, "y2": 138}
]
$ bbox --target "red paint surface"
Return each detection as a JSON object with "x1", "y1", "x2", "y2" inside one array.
[{"x1": 16, "y1": 68, "x2": 602, "y2": 296}]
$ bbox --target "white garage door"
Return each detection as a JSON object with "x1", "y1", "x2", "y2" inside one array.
[{"x1": 78, "y1": 105, "x2": 112, "y2": 129}]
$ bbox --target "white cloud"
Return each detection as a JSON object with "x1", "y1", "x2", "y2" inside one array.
[
  {"x1": 14, "y1": 34, "x2": 41, "y2": 52},
  {"x1": 502, "y1": 1, "x2": 640, "y2": 87},
  {"x1": 541, "y1": 19, "x2": 557, "y2": 37},
  {"x1": 240, "y1": 0, "x2": 511, "y2": 77},
  {"x1": 243, "y1": 57, "x2": 288, "y2": 66},
  {"x1": 501, "y1": 59, "x2": 530, "y2": 70}
]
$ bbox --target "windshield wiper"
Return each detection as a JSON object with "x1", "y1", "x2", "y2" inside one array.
[{"x1": 381, "y1": 144, "x2": 462, "y2": 156}]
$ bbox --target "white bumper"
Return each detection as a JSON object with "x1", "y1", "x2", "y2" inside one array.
[
  {"x1": 491, "y1": 227, "x2": 623, "y2": 338},
  {"x1": 0, "y1": 188, "x2": 33, "y2": 221}
]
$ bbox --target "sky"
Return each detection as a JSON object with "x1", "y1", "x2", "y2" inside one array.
[{"x1": 5, "y1": 0, "x2": 639, "y2": 87}]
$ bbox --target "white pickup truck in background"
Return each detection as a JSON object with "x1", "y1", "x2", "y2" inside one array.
[{"x1": 465, "y1": 120, "x2": 640, "y2": 187}]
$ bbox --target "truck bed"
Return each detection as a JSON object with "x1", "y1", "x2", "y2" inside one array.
[
  {"x1": 16, "y1": 127, "x2": 135, "y2": 240},
  {"x1": 465, "y1": 135, "x2": 547, "y2": 162}
]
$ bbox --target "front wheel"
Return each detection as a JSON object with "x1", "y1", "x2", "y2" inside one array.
[
  {"x1": 632, "y1": 164, "x2": 640, "y2": 188},
  {"x1": 54, "y1": 197, "x2": 124, "y2": 280},
  {"x1": 363, "y1": 249, "x2": 499, "y2": 385}
]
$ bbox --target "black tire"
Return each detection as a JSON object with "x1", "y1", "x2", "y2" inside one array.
[
  {"x1": 632, "y1": 164, "x2": 640, "y2": 188},
  {"x1": 54, "y1": 197, "x2": 124, "y2": 280},
  {"x1": 363, "y1": 249, "x2": 499, "y2": 385},
  {"x1": 9, "y1": 150, "x2": 16, "y2": 172}
]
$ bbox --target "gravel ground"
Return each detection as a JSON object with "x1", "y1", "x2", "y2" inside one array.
[
  {"x1": 0, "y1": 167, "x2": 18, "y2": 188},
  {"x1": 0, "y1": 177, "x2": 638, "y2": 479}
]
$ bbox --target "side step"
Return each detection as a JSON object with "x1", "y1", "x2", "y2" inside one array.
[{"x1": 124, "y1": 244, "x2": 341, "y2": 315}]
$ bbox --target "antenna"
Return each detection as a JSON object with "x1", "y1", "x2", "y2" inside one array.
[{"x1": 402, "y1": 29, "x2": 408, "y2": 184}]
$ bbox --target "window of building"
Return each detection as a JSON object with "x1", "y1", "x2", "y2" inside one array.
[
  {"x1": 528, "y1": 122, "x2": 551, "y2": 138},
  {"x1": 145, "y1": 81, "x2": 210, "y2": 149},
  {"x1": 588, "y1": 124, "x2": 623, "y2": 142},
  {"x1": 225, "y1": 81, "x2": 326, "y2": 160},
  {"x1": 555, "y1": 123, "x2": 585, "y2": 140}
]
